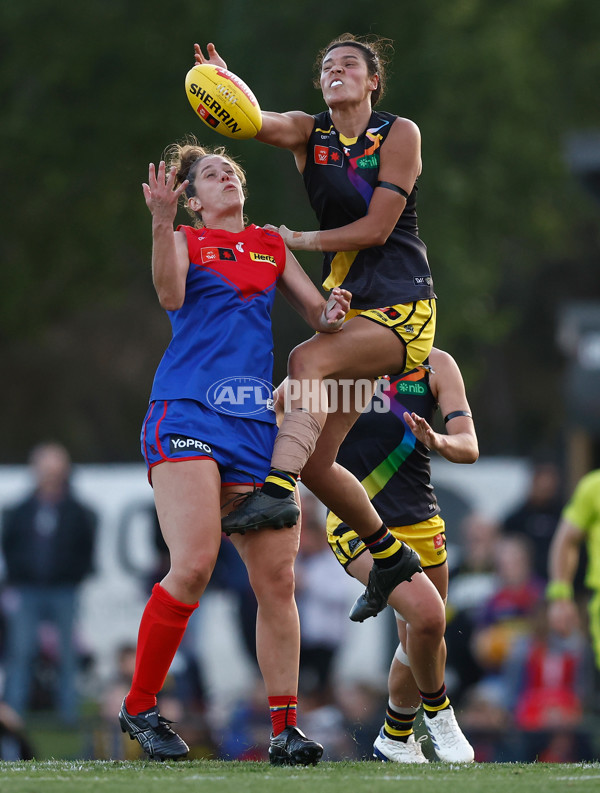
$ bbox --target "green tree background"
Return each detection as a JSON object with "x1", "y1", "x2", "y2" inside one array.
[{"x1": 1, "y1": 0, "x2": 599, "y2": 463}]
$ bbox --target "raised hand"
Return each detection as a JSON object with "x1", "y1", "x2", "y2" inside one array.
[
  {"x1": 194, "y1": 42, "x2": 228, "y2": 70},
  {"x1": 403, "y1": 411, "x2": 438, "y2": 451},
  {"x1": 142, "y1": 162, "x2": 189, "y2": 223}
]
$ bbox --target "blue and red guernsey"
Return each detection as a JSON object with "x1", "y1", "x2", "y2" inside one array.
[{"x1": 149, "y1": 224, "x2": 286, "y2": 423}]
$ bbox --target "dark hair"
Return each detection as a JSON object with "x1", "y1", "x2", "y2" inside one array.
[
  {"x1": 314, "y1": 33, "x2": 393, "y2": 106},
  {"x1": 163, "y1": 135, "x2": 247, "y2": 226}
]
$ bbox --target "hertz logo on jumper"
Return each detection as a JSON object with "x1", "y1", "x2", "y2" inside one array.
[{"x1": 250, "y1": 252, "x2": 276, "y2": 264}]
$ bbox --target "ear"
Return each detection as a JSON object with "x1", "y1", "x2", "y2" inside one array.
[
  {"x1": 188, "y1": 195, "x2": 202, "y2": 213},
  {"x1": 369, "y1": 74, "x2": 379, "y2": 92}
]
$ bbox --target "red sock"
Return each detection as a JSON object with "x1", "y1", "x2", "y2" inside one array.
[
  {"x1": 125, "y1": 583, "x2": 197, "y2": 715},
  {"x1": 268, "y1": 695, "x2": 298, "y2": 736}
]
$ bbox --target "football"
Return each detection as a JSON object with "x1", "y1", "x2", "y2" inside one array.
[{"x1": 185, "y1": 64, "x2": 262, "y2": 140}]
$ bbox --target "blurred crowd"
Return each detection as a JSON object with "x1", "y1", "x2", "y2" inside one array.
[{"x1": 0, "y1": 449, "x2": 598, "y2": 762}]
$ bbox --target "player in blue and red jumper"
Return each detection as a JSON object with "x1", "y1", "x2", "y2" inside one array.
[{"x1": 118, "y1": 139, "x2": 350, "y2": 765}]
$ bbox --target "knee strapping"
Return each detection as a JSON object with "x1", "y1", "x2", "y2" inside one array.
[
  {"x1": 271, "y1": 409, "x2": 323, "y2": 475},
  {"x1": 394, "y1": 641, "x2": 410, "y2": 667}
]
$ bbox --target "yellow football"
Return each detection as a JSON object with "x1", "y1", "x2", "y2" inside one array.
[{"x1": 185, "y1": 64, "x2": 262, "y2": 140}]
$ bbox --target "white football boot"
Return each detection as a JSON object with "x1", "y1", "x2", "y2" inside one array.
[
  {"x1": 373, "y1": 729, "x2": 429, "y2": 764},
  {"x1": 424, "y1": 706, "x2": 475, "y2": 763}
]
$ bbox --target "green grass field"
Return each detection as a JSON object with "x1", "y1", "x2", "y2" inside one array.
[{"x1": 1, "y1": 760, "x2": 599, "y2": 793}]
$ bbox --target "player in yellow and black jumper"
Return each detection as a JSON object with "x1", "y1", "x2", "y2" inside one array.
[
  {"x1": 197, "y1": 34, "x2": 435, "y2": 623},
  {"x1": 328, "y1": 347, "x2": 478, "y2": 763}
]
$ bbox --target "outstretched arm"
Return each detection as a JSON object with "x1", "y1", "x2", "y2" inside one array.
[
  {"x1": 277, "y1": 246, "x2": 351, "y2": 332},
  {"x1": 276, "y1": 118, "x2": 422, "y2": 252},
  {"x1": 405, "y1": 349, "x2": 479, "y2": 464},
  {"x1": 194, "y1": 42, "x2": 313, "y2": 158},
  {"x1": 142, "y1": 161, "x2": 190, "y2": 310}
]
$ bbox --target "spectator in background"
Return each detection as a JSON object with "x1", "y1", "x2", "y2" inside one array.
[
  {"x1": 502, "y1": 460, "x2": 564, "y2": 583},
  {"x1": 94, "y1": 644, "x2": 144, "y2": 760},
  {"x1": 445, "y1": 513, "x2": 501, "y2": 702},
  {"x1": 447, "y1": 512, "x2": 501, "y2": 600},
  {"x1": 470, "y1": 534, "x2": 544, "y2": 681},
  {"x1": 295, "y1": 486, "x2": 359, "y2": 699},
  {"x1": 0, "y1": 443, "x2": 96, "y2": 724},
  {"x1": 0, "y1": 701, "x2": 34, "y2": 760},
  {"x1": 501, "y1": 601, "x2": 595, "y2": 762},
  {"x1": 456, "y1": 533, "x2": 546, "y2": 759},
  {"x1": 457, "y1": 680, "x2": 512, "y2": 762},
  {"x1": 460, "y1": 598, "x2": 596, "y2": 763}
]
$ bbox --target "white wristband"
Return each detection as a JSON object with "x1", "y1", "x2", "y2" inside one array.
[{"x1": 291, "y1": 230, "x2": 321, "y2": 251}]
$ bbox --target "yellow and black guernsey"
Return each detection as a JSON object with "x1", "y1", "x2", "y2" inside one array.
[
  {"x1": 333, "y1": 365, "x2": 439, "y2": 529},
  {"x1": 303, "y1": 110, "x2": 435, "y2": 310}
]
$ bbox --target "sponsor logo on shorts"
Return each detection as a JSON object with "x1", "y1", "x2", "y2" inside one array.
[
  {"x1": 348, "y1": 537, "x2": 365, "y2": 554},
  {"x1": 249, "y1": 251, "x2": 276, "y2": 265},
  {"x1": 413, "y1": 275, "x2": 433, "y2": 286},
  {"x1": 314, "y1": 145, "x2": 343, "y2": 166},
  {"x1": 376, "y1": 307, "x2": 403, "y2": 322},
  {"x1": 207, "y1": 376, "x2": 275, "y2": 416},
  {"x1": 201, "y1": 247, "x2": 236, "y2": 263},
  {"x1": 169, "y1": 435, "x2": 214, "y2": 455},
  {"x1": 333, "y1": 546, "x2": 347, "y2": 563},
  {"x1": 433, "y1": 533, "x2": 445, "y2": 549}
]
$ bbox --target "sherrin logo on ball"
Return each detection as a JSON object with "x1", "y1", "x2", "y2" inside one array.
[{"x1": 185, "y1": 64, "x2": 262, "y2": 140}]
